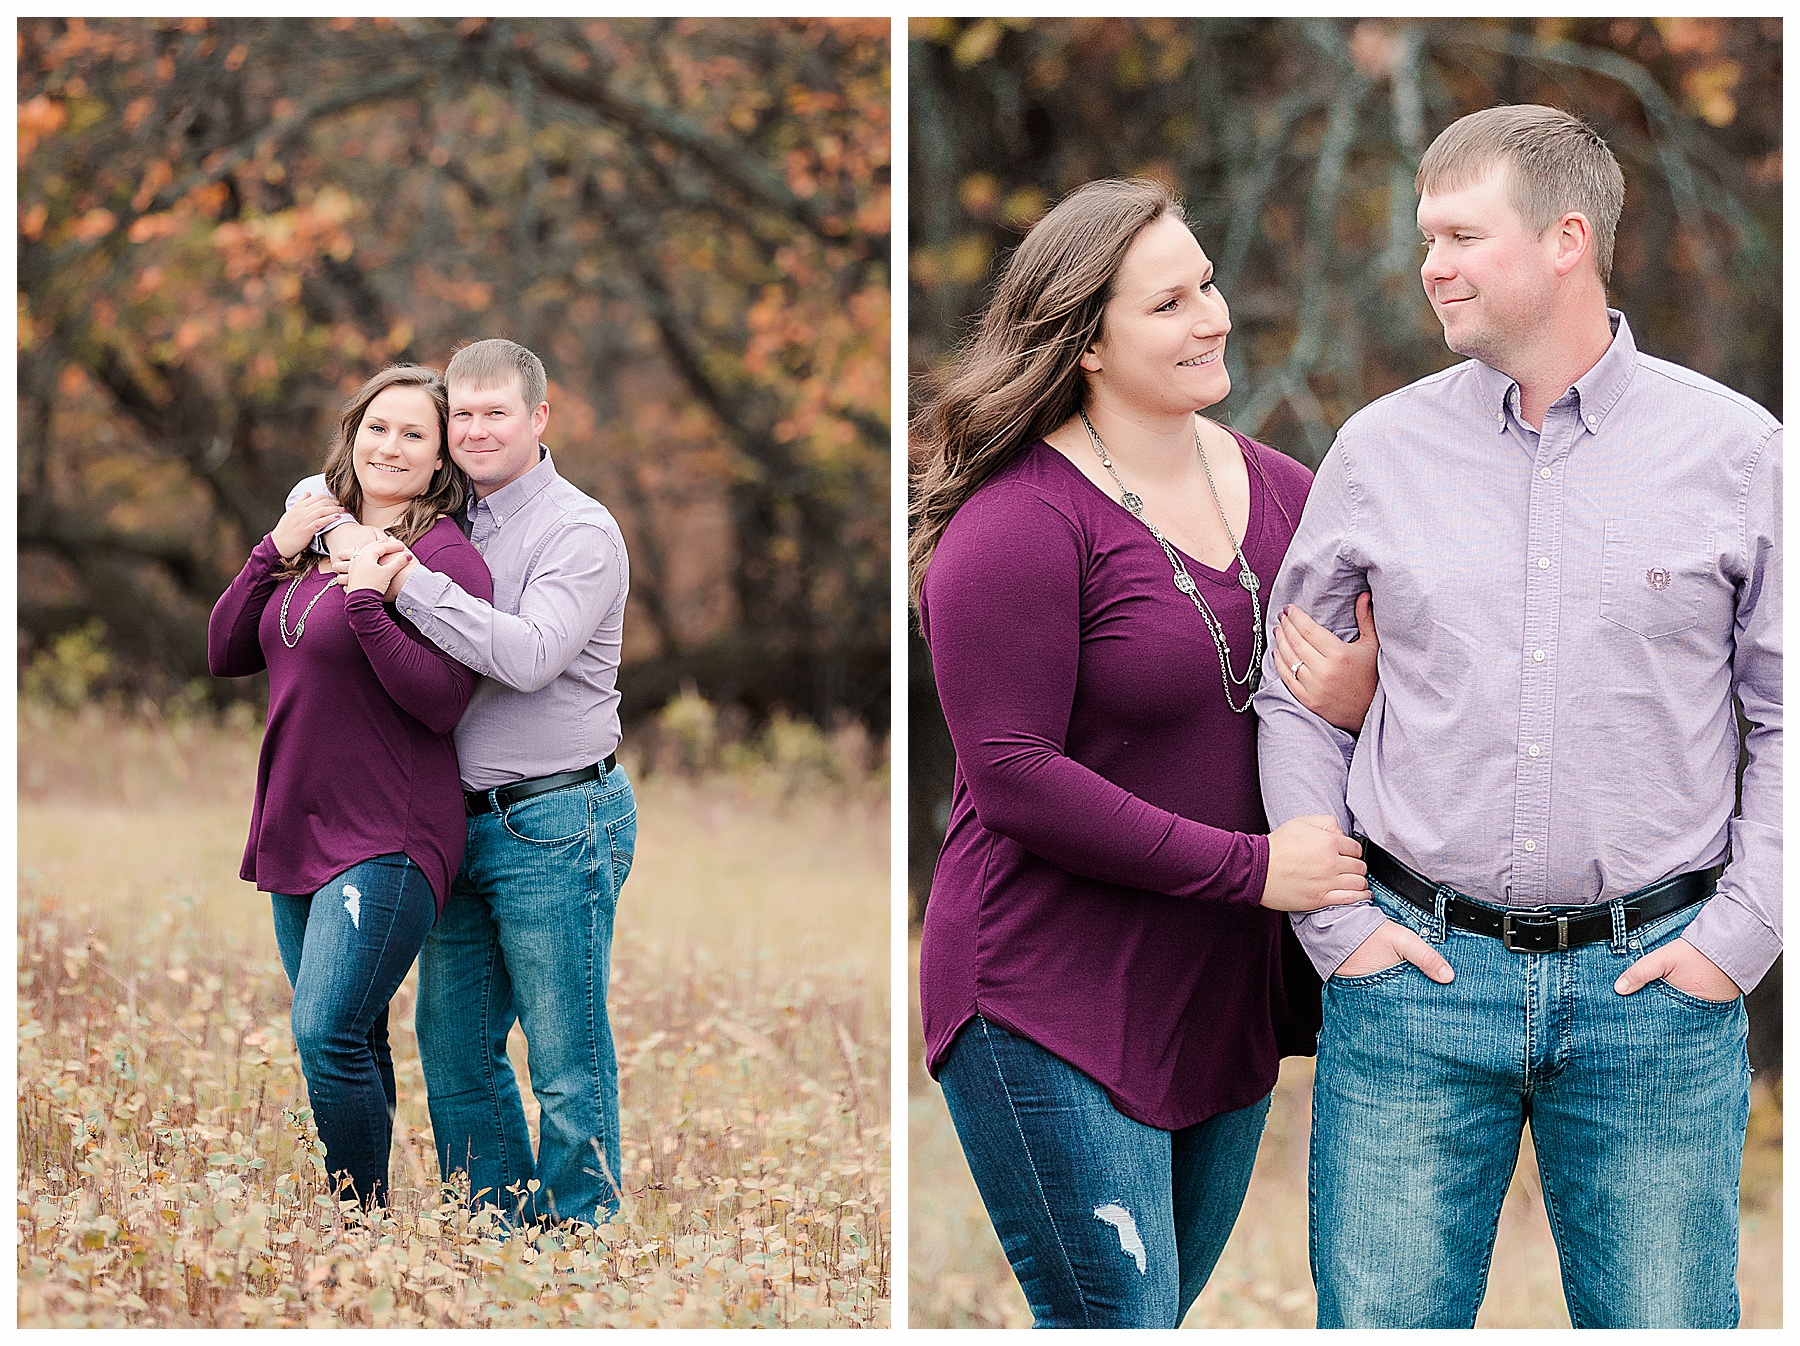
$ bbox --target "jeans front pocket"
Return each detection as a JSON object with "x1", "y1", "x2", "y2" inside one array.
[
  {"x1": 1327, "y1": 961, "x2": 1413, "y2": 989},
  {"x1": 1626, "y1": 899, "x2": 1741, "y2": 1008},
  {"x1": 501, "y1": 784, "x2": 592, "y2": 846},
  {"x1": 1645, "y1": 977, "x2": 1742, "y2": 1011},
  {"x1": 1599, "y1": 519, "x2": 1713, "y2": 639}
]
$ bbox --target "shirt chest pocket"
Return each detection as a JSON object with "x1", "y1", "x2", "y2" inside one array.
[{"x1": 1599, "y1": 519, "x2": 1716, "y2": 640}]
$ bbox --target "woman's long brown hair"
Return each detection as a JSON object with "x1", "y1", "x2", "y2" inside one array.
[
  {"x1": 908, "y1": 178, "x2": 1182, "y2": 612},
  {"x1": 283, "y1": 364, "x2": 465, "y2": 574}
]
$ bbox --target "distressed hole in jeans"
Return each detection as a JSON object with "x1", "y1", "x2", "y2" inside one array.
[
  {"x1": 342, "y1": 884, "x2": 361, "y2": 929},
  {"x1": 1093, "y1": 1202, "x2": 1146, "y2": 1274}
]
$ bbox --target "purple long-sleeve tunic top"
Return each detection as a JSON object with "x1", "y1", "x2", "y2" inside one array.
[
  {"x1": 208, "y1": 517, "x2": 493, "y2": 911},
  {"x1": 919, "y1": 432, "x2": 1323, "y2": 1130}
]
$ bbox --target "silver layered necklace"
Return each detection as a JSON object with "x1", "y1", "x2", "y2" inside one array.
[
  {"x1": 1080, "y1": 409, "x2": 1263, "y2": 712},
  {"x1": 278, "y1": 568, "x2": 333, "y2": 648}
]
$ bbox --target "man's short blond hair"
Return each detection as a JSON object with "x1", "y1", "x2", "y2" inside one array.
[
  {"x1": 445, "y1": 338, "x2": 548, "y2": 411},
  {"x1": 1417, "y1": 104, "x2": 1625, "y2": 284}
]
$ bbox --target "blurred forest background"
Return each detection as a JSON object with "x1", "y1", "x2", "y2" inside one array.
[
  {"x1": 19, "y1": 16, "x2": 891, "y2": 736},
  {"x1": 907, "y1": 17, "x2": 1781, "y2": 1328},
  {"x1": 908, "y1": 13, "x2": 1780, "y2": 1064}
]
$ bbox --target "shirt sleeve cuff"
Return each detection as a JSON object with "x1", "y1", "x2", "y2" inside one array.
[
  {"x1": 1240, "y1": 832, "x2": 1271, "y2": 909},
  {"x1": 309, "y1": 512, "x2": 357, "y2": 556},
  {"x1": 1680, "y1": 891, "x2": 1782, "y2": 994},
  {"x1": 1291, "y1": 901, "x2": 1389, "y2": 979},
  {"x1": 395, "y1": 563, "x2": 454, "y2": 626}
]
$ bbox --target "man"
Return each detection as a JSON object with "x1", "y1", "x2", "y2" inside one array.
[
  {"x1": 1254, "y1": 106, "x2": 1779, "y2": 1328},
  {"x1": 297, "y1": 338, "x2": 633, "y2": 1226}
]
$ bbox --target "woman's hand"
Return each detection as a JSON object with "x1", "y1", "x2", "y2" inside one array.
[
  {"x1": 271, "y1": 492, "x2": 349, "y2": 560},
  {"x1": 1259, "y1": 816, "x2": 1368, "y2": 912},
  {"x1": 344, "y1": 535, "x2": 415, "y2": 596},
  {"x1": 1274, "y1": 593, "x2": 1379, "y2": 732}
]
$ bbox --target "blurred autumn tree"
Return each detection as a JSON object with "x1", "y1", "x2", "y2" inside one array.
[
  {"x1": 909, "y1": 16, "x2": 1781, "y2": 908},
  {"x1": 19, "y1": 16, "x2": 891, "y2": 727}
]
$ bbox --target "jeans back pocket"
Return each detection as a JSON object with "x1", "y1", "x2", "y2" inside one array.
[{"x1": 1599, "y1": 519, "x2": 1713, "y2": 640}]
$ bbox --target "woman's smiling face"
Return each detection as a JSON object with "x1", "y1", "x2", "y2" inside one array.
[
  {"x1": 352, "y1": 384, "x2": 444, "y2": 509},
  {"x1": 1082, "y1": 213, "x2": 1233, "y2": 417}
]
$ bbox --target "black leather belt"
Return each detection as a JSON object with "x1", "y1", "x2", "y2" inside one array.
[
  {"x1": 1362, "y1": 840, "x2": 1721, "y2": 954},
  {"x1": 465, "y1": 755, "x2": 617, "y2": 817}
]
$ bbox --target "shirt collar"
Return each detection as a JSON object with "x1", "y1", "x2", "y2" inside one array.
[
  {"x1": 468, "y1": 445, "x2": 558, "y2": 522},
  {"x1": 1567, "y1": 310, "x2": 1637, "y2": 434},
  {"x1": 1472, "y1": 309, "x2": 1637, "y2": 436}
]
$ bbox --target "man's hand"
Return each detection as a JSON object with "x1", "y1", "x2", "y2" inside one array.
[
  {"x1": 1614, "y1": 937, "x2": 1741, "y2": 1001},
  {"x1": 1274, "y1": 593, "x2": 1379, "y2": 732},
  {"x1": 345, "y1": 535, "x2": 415, "y2": 597},
  {"x1": 1332, "y1": 918, "x2": 1454, "y2": 983},
  {"x1": 321, "y1": 520, "x2": 382, "y2": 576},
  {"x1": 272, "y1": 493, "x2": 351, "y2": 561}
]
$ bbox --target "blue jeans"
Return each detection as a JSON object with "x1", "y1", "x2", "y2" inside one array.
[
  {"x1": 938, "y1": 1015, "x2": 1271, "y2": 1328},
  {"x1": 415, "y1": 768, "x2": 636, "y2": 1225},
  {"x1": 272, "y1": 853, "x2": 438, "y2": 1208},
  {"x1": 1311, "y1": 881, "x2": 1749, "y2": 1328}
]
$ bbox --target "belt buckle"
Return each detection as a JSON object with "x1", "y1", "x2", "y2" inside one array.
[{"x1": 1501, "y1": 910, "x2": 1569, "y2": 953}]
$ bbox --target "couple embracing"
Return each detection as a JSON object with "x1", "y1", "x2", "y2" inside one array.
[
  {"x1": 912, "y1": 106, "x2": 1779, "y2": 1328},
  {"x1": 208, "y1": 338, "x2": 634, "y2": 1228}
]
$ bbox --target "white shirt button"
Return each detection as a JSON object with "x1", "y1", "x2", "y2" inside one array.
[
  {"x1": 1533, "y1": 649, "x2": 1546, "y2": 662},
  {"x1": 1528, "y1": 744, "x2": 1542, "y2": 758},
  {"x1": 1586, "y1": 414, "x2": 1598, "y2": 427},
  {"x1": 1523, "y1": 839, "x2": 1537, "y2": 852},
  {"x1": 1537, "y1": 556, "x2": 1551, "y2": 570},
  {"x1": 1540, "y1": 466, "x2": 1552, "y2": 480}
]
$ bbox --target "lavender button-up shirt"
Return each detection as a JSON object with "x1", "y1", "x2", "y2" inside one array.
[
  {"x1": 1254, "y1": 312, "x2": 1781, "y2": 992},
  {"x1": 394, "y1": 449, "x2": 628, "y2": 791}
]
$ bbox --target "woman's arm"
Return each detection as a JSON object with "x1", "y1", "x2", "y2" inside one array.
[
  {"x1": 208, "y1": 494, "x2": 354, "y2": 678},
  {"x1": 927, "y1": 486, "x2": 1278, "y2": 905},
  {"x1": 342, "y1": 530, "x2": 495, "y2": 734},
  {"x1": 207, "y1": 535, "x2": 285, "y2": 678}
]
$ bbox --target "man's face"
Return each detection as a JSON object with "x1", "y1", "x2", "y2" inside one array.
[
  {"x1": 447, "y1": 376, "x2": 550, "y2": 497},
  {"x1": 1417, "y1": 163, "x2": 1558, "y2": 371}
]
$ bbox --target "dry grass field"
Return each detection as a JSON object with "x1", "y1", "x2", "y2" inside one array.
[
  {"x1": 17, "y1": 705, "x2": 889, "y2": 1328},
  {"x1": 909, "y1": 937, "x2": 1782, "y2": 1329}
]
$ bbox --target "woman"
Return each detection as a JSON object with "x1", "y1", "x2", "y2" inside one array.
[
  {"x1": 910, "y1": 179, "x2": 1379, "y2": 1327},
  {"x1": 208, "y1": 364, "x2": 492, "y2": 1209}
]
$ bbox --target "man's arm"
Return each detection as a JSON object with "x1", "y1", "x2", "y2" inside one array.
[
  {"x1": 394, "y1": 520, "x2": 623, "y2": 693},
  {"x1": 1662, "y1": 426, "x2": 1783, "y2": 994},
  {"x1": 284, "y1": 474, "x2": 366, "y2": 563},
  {"x1": 1253, "y1": 441, "x2": 1390, "y2": 976}
]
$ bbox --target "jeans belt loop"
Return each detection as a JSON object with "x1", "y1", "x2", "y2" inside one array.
[
  {"x1": 1430, "y1": 885, "x2": 1451, "y2": 944},
  {"x1": 1609, "y1": 897, "x2": 1628, "y2": 954}
]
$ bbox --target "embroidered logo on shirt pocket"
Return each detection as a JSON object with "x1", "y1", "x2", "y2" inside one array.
[{"x1": 1599, "y1": 520, "x2": 1713, "y2": 640}]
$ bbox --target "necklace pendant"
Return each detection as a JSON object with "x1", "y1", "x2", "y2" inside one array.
[
  {"x1": 1121, "y1": 490, "x2": 1143, "y2": 512},
  {"x1": 1173, "y1": 572, "x2": 1197, "y2": 595},
  {"x1": 1239, "y1": 568, "x2": 1259, "y2": 593}
]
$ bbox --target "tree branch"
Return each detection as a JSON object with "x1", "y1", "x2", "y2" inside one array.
[{"x1": 517, "y1": 45, "x2": 858, "y2": 245}]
